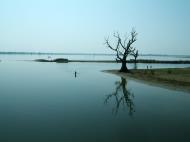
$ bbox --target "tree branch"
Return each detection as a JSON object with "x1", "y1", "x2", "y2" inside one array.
[
  {"x1": 105, "y1": 36, "x2": 122, "y2": 61},
  {"x1": 105, "y1": 28, "x2": 138, "y2": 65}
]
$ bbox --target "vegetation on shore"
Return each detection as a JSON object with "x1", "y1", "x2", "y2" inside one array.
[
  {"x1": 34, "y1": 58, "x2": 190, "y2": 64},
  {"x1": 35, "y1": 58, "x2": 68, "y2": 63},
  {"x1": 105, "y1": 68, "x2": 190, "y2": 91},
  {"x1": 129, "y1": 59, "x2": 190, "y2": 64}
]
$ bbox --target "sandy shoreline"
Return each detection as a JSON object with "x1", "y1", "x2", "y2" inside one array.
[{"x1": 103, "y1": 68, "x2": 190, "y2": 93}]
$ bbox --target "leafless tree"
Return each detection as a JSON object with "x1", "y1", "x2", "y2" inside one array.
[
  {"x1": 131, "y1": 50, "x2": 139, "y2": 63},
  {"x1": 105, "y1": 29, "x2": 138, "y2": 72}
]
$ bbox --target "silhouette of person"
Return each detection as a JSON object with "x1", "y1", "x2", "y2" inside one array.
[{"x1": 74, "y1": 71, "x2": 77, "y2": 78}]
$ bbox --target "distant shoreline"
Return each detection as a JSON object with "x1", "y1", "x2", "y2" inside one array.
[
  {"x1": 0, "y1": 51, "x2": 190, "y2": 58},
  {"x1": 33, "y1": 59, "x2": 190, "y2": 64},
  {"x1": 69, "y1": 59, "x2": 190, "y2": 64},
  {"x1": 104, "y1": 68, "x2": 190, "y2": 93}
]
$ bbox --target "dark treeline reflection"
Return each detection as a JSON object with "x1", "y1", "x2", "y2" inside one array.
[{"x1": 105, "y1": 77, "x2": 135, "y2": 116}]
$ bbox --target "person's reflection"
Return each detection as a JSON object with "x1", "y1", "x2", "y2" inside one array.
[
  {"x1": 105, "y1": 77, "x2": 135, "y2": 116},
  {"x1": 133, "y1": 63, "x2": 138, "y2": 70}
]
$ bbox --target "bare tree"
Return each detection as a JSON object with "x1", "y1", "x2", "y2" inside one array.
[
  {"x1": 131, "y1": 50, "x2": 139, "y2": 63},
  {"x1": 105, "y1": 29, "x2": 138, "y2": 72}
]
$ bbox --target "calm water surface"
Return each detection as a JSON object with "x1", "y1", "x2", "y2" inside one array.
[
  {"x1": 0, "y1": 61, "x2": 190, "y2": 142},
  {"x1": 1, "y1": 54, "x2": 190, "y2": 61}
]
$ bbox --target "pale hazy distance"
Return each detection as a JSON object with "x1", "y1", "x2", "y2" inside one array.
[{"x1": 0, "y1": 0, "x2": 190, "y2": 55}]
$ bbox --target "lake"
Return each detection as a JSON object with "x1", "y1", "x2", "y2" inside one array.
[
  {"x1": 1, "y1": 53, "x2": 190, "y2": 61},
  {"x1": 0, "y1": 59, "x2": 190, "y2": 141}
]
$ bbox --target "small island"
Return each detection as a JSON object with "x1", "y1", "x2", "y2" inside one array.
[{"x1": 35, "y1": 58, "x2": 69, "y2": 63}]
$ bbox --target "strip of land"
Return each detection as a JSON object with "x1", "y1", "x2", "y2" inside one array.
[
  {"x1": 34, "y1": 58, "x2": 190, "y2": 64},
  {"x1": 69, "y1": 59, "x2": 190, "y2": 64},
  {"x1": 35, "y1": 58, "x2": 69, "y2": 63},
  {"x1": 104, "y1": 68, "x2": 190, "y2": 92}
]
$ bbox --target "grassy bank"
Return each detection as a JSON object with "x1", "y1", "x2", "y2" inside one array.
[{"x1": 105, "y1": 68, "x2": 190, "y2": 92}]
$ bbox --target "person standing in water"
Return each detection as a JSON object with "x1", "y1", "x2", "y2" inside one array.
[{"x1": 74, "y1": 71, "x2": 77, "y2": 78}]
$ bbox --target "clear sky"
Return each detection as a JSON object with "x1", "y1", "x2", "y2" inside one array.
[{"x1": 0, "y1": 0, "x2": 190, "y2": 55}]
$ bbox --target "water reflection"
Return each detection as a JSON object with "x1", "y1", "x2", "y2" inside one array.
[
  {"x1": 105, "y1": 77, "x2": 135, "y2": 116},
  {"x1": 133, "y1": 63, "x2": 138, "y2": 69}
]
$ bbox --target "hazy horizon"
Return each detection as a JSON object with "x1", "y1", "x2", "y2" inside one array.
[
  {"x1": 0, "y1": 51, "x2": 190, "y2": 57},
  {"x1": 1, "y1": 0, "x2": 190, "y2": 55}
]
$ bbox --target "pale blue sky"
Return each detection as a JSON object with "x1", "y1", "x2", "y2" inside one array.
[{"x1": 0, "y1": 0, "x2": 190, "y2": 54}]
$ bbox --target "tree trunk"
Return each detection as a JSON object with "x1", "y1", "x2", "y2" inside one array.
[
  {"x1": 134, "y1": 57, "x2": 137, "y2": 63},
  {"x1": 120, "y1": 61, "x2": 129, "y2": 72}
]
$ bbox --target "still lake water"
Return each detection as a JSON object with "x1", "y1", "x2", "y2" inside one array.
[
  {"x1": 0, "y1": 57, "x2": 190, "y2": 141},
  {"x1": 1, "y1": 53, "x2": 190, "y2": 61}
]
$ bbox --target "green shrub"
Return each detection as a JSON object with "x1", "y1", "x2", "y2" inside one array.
[
  {"x1": 167, "y1": 69, "x2": 172, "y2": 74},
  {"x1": 144, "y1": 70, "x2": 147, "y2": 74},
  {"x1": 150, "y1": 70, "x2": 155, "y2": 75}
]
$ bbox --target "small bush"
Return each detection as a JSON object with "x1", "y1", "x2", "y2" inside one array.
[
  {"x1": 167, "y1": 69, "x2": 172, "y2": 74},
  {"x1": 150, "y1": 70, "x2": 155, "y2": 75},
  {"x1": 144, "y1": 70, "x2": 147, "y2": 74}
]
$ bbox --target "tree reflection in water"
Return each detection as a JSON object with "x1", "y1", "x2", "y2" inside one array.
[
  {"x1": 105, "y1": 77, "x2": 135, "y2": 116},
  {"x1": 133, "y1": 63, "x2": 138, "y2": 70}
]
